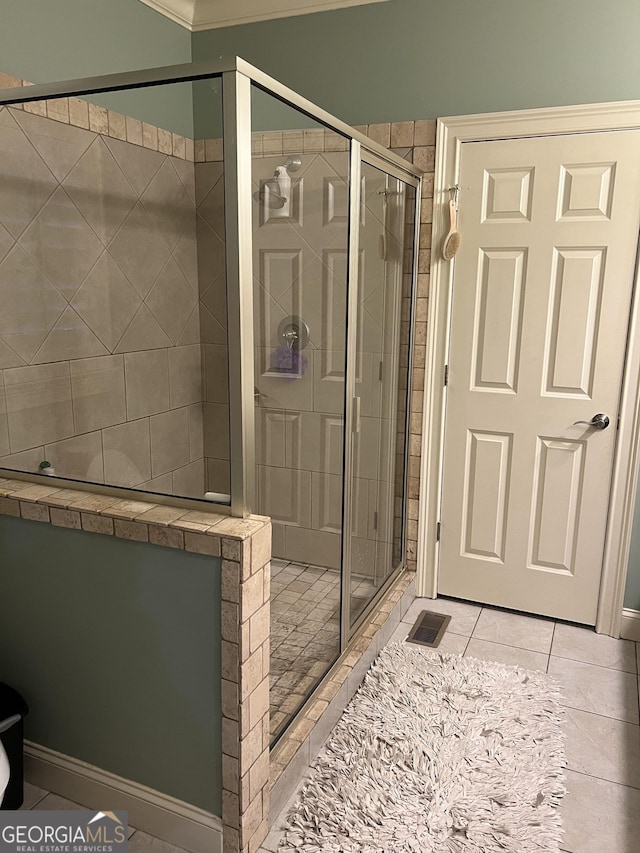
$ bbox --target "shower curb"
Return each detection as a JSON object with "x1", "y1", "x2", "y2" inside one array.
[{"x1": 267, "y1": 569, "x2": 416, "y2": 828}]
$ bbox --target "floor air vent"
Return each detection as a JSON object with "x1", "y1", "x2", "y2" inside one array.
[{"x1": 406, "y1": 610, "x2": 451, "y2": 648}]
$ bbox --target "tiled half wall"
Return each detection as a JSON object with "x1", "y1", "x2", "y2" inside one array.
[{"x1": 0, "y1": 475, "x2": 272, "y2": 853}]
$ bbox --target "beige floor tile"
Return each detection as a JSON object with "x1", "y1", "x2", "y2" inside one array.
[
  {"x1": 565, "y1": 707, "x2": 640, "y2": 789},
  {"x1": 128, "y1": 829, "x2": 189, "y2": 853},
  {"x1": 472, "y1": 608, "x2": 555, "y2": 653},
  {"x1": 403, "y1": 597, "x2": 481, "y2": 637},
  {"x1": 552, "y1": 623, "x2": 636, "y2": 673},
  {"x1": 20, "y1": 782, "x2": 47, "y2": 809},
  {"x1": 21, "y1": 790, "x2": 137, "y2": 832},
  {"x1": 387, "y1": 621, "x2": 468, "y2": 655},
  {"x1": 465, "y1": 638, "x2": 548, "y2": 671},
  {"x1": 562, "y1": 769, "x2": 640, "y2": 853},
  {"x1": 549, "y1": 656, "x2": 639, "y2": 724},
  {"x1": 434, "y1": 631, "x2": 469, "y2": 655},
  {"x1": 388, "y1": 621, "x2": 411, "y2": 645},
  {"x1": 36, "y1": 793, "x2": 84, "y2": 809}
]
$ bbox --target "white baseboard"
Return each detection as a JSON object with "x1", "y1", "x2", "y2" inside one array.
[
  {"x1": 24, "y1": 742, "x2": 222, "y2": 853},
  {"x1": 620, "y1": 608, "x2": 640, "y2": 641}
]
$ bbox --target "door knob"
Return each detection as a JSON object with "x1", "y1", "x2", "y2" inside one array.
[{"x1": 573, "y1": 413, "x2": 610, "y2": 430}]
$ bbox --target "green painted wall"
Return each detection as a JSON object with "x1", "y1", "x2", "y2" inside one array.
[
  {"x1": 195, "y1": 0, "x2": 640, "y2": 612},
  {"x1": 0, "y1": 0, "x2": 194, "y2": 136},
  {"x1": 0, "y1": 517, "x2": 222, "y2": 814},
  {"x1": 193, "y1": 0, "x2": 640, "y2": 126}
]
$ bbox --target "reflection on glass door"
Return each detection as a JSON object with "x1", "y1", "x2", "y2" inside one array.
[
  {"x1": 249, "y1": 87, "x2": 352, "y2": 741},
  {"x1": 349, "y1": 160, "x2": 416, "y2": 625}
]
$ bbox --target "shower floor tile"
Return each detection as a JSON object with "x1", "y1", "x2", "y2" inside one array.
[{"x1": 269, "y1": 560, "x2": 377, "y2": 741}]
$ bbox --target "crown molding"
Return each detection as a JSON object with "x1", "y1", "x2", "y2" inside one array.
[{"x1": 138, "y1": 0, "x2": 388, "y2": 31}]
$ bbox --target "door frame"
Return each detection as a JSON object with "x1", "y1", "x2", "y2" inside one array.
[{"x1": 417, "y1": 100, "x2": 640, "y2": 637}]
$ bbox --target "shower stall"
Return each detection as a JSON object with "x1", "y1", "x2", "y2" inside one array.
[{"x1": 0, "y1": 58, "x2": 421, "y2": 740}]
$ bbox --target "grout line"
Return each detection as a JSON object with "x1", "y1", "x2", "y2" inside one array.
[
  {"x1": 559, "y1": 699, "x2": 638, "y2": 726},
  {"x1": 466, "y1": 633, "x2": 551, "y2": 657},
  {"x1": 548, "y1": 652, "x2": 637, "y2": 675},
  {"x1": 28, "y1": 791, "x2": 48, "y2": 810},
  {"x1": 547, "y1": 621, "x2": 557, "y2": 673},
  {"x1": 469, "y1": 605, "x2": 483, "y2": 638},
  {"x1": 563, "y1": 703, "x2": 640, "y2": 726},
  {"x1": 567, "y1": 766, "x2": 640, "y2": 793}
]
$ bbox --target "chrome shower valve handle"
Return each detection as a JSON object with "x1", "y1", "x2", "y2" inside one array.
[{"x1": 573, "y1": 413, "x2": 610, "y2": 430}]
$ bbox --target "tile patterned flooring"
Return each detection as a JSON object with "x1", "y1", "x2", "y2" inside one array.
[
  {"x1": 20, "y1": 789, "x2": 178, "y2": 853},
  {"x1": 19, "y1": 595, "x2": 640, "y2": 853},
  {"x1": 270, "y1": 558, "x2": 377, "y2": 741},
  {"x1": 261, "y1": 596, "x2": 640, "y2": 853}
]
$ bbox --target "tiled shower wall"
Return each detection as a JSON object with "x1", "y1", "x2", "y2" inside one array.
[
  {"x1": 195, "y1": 159, "x2": 231, "y2": 497},
  {"x1": 0, "y1": 68, "x2": 434, "y2": 571},
  {"x1": 0, "y1": 89, "x2": 206, "y2": 498},
  {"x1": 245, "y1": 127, "x2": 433, "y2": 575}
]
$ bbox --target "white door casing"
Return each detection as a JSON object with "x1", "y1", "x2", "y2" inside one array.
[
  {"x1": 438, "y1": 131, "x2": 640, "y2": 624},
  {"x1": 419, "y1": 101, "x2": 640, "y2": 636}
]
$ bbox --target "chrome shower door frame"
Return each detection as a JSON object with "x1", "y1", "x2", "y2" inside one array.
[
  {"x1": 0, "y1": 59, "x2": 422, "y2": 645},
  {"x1": 340, "y1": 147, "x2": 421, "y2": 648}
]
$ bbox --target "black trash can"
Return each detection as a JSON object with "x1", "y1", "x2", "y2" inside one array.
[{"x1": 0, "y1": 683, "x2": 29, "y2": 809}]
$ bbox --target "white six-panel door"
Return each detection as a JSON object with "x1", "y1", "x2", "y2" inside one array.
[{"x1": 439, "y1": 131, "x2": 640, "y2": 624}]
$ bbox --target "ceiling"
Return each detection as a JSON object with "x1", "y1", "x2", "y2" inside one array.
[{"x1": 137, "y1": 0, "x2": 388, "y2": 31}]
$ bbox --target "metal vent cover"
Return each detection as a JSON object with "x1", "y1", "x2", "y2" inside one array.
[{"x1": 406, "y1": 610, "x2": 451, "y2": 648}]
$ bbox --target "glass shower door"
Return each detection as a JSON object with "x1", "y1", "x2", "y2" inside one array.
[
  {"x1": 249, "y1": 87, "x2": 351, "y2": 740},
  {"x1": 348, "y1": 158, "x2": 416, "y2": 627}
]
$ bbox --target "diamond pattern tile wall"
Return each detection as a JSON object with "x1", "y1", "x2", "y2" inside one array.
[
  {"x1": 195, "y1": 162, "x2": 230, "y2": 495},
  {"x1": 32, "y1": 306, "x2": 109, "y2": 364},
  {"x1": 0, "y1": 245, "x2": 67, "y2": 362},
  {"x1": 19, "y1": 187, "x2": 103, "y2": 300},
  {"x1": 71, "y1": 253, "x2": 142, "y2": 351},
  {"x1": 107, "y1": 202, "x2": 171, "y2": 299},
  {"x1": 0, "y1": 109, "x2": 57, "y2": 238},
  {"x1": 0, "y1": 223, "x2": 16, "y2": 265},
  {"x1": 104, "y1": 136, "x2": 164, "y2": 196},
  {"x1": 13, "y1": 110, "x2": 94, "y2": 182},
  {"x1": 145, "y1": 256, "x2": 196, "y2": 344},
  {"x1": 0, "y1": 104, "x2": 207, "y2": 499},
  {"x1": 141, "y1": 159, "x2": 192, "y2": 251},
  {"x1": 64, "y1": 138, "x2": 136, "y2": 245}
]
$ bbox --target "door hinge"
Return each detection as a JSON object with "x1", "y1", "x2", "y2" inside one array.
[
  {"x1": 444, "y1": 365, "x2": 449, "y2": 387},
  {"x1": 378, "y1": 360, "x2": 384, "y2": 381},
  {"x1": 436, "y1": 521, "x2": 441, "y2": 542},
  {"x1": 373, "y1": 511, "x2": 378, "y2": 531},
  {"x1": 617, "y1": 413, "x2": 621, "y2": 430}
]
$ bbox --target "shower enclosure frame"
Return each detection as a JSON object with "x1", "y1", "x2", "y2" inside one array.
[{"x1": 0, "y1": 56, "x2": 422, "y2": 648}]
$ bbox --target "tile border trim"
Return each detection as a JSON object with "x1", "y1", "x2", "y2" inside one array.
[
  {"x1": 0, "y1": 71, "x2": 195, "y2": 161},
  {"x1": 0, "y1": 477, "x2": 268, "y2": 547}
]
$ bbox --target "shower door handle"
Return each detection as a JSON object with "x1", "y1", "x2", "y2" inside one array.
[{"x1": 353, "y1": 396, "x2": 361, "y2": 434}]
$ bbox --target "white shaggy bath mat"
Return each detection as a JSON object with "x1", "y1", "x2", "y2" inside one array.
[{"x1": 281, "y1": 644, "x2": 565, "y2": 852}]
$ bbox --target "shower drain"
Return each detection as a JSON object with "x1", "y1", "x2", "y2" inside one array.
[{"x1": 406, "y1": 610, "x2": 451, "y2": 648}]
